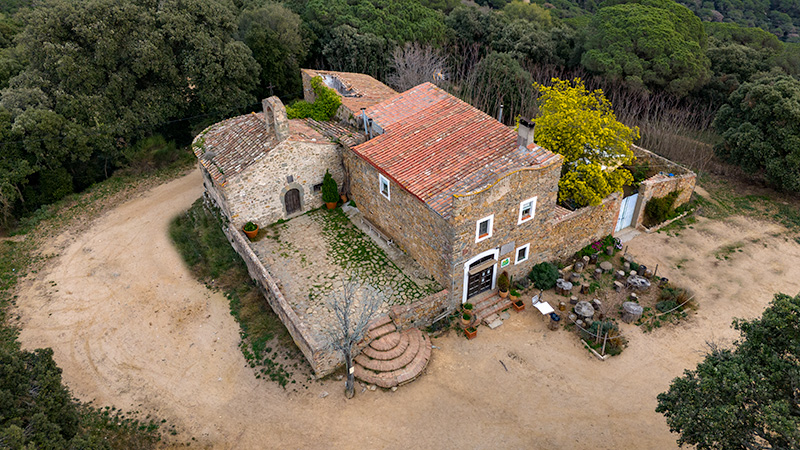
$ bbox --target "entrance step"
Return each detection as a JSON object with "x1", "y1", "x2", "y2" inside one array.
[
  {"x1": 354, "y1": 326, "x2": 432, "y2": 389},
  {"x1": 473, "y1": 294, "x2": 512, "y2": 324}
]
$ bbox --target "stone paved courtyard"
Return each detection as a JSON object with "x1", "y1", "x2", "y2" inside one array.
[{"x1": 249, "y1": 207, "x2": 442, "y2": 344}]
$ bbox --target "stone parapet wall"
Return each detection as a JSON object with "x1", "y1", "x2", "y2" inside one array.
[
  {"x1": 545, "y1": 193, "x2": 622, "y2": 261},
  {"x1": 344, "y1": 148, "x2": 454, "y2": 289},
  {"x1": 631, "y1": 145, "x2": 697, "y2": 229},
  {"x1": 390, "y1": 290, "x2": 450, "y2": 331},
  {"x1": 219, "y1": 205, "x2": 341, "y2": 377}
]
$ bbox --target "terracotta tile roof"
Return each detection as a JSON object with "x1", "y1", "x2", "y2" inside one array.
[
  {"x1": 302, "y1": 69, "x2": 397, "y2": 113},
  {"x1": 352, "y1": 83, "x2": 561, "y2": 219},
  {"x1": 193, "y1": 113, "x2": 340, "y2": 186},
  {"x1": 304, "y1": 118, "x2": 366, "y2": 148},
  {"x1": 193, "y1": 112, "x2": 275, "y2": 185}
]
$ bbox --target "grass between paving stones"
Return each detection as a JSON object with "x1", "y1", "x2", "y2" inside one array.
[
  {"x1": 0, "y1": 160, "x2": 197, "y2": 447},
  {"x1": 169, "y1": 199, "x2": 312, "y2": 389},
  {"x1": 306, "y1": 208, "x2": 441, "y2": 305}
]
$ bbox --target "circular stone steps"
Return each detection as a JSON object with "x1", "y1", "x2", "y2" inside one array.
[{"x1": 354, "y1": 321, "x2": 432, "y2": 389}]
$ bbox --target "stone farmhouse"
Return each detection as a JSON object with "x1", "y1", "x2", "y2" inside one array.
[{"x1": 193, "y1": 70, "x2": 695, "y2": 380}]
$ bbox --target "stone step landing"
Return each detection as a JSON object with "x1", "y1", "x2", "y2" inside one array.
[
  {"x1": 473, "y1": 293, "x2": 512, "y2": 324},
  {"x1": 354, "y1": 318, "x2": 432, "y2": 389}
]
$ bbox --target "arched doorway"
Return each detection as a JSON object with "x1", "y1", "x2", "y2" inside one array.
[
  {"x1": 285, "y1": 188, "x2": 301, "y2": 215},
  {"x1": 462, "y1": 249, "x2": 499, "y2": 303}
]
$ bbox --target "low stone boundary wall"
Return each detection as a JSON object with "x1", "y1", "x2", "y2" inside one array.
[
  {"x1": 390, "y1": 290, "x2": 450, "y2": 331},
  {"x1": 632, "y1": 145, "x2": 697, "y2": 230},
  {"x1": 223, "y1": 222, "x2": 341, "y2": 377}
]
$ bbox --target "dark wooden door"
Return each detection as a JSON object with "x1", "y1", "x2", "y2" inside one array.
[
  {"x1": 467, "y1": 255, "x2": 494, "y2": 299},
  {"x1": 285, "y1": 188, "x2": 301, "y2": 215}
]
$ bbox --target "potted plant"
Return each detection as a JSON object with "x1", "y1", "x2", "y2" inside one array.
[
  {"x1": 461, "y1": 311, "x2": 472, "y2": 327},
  {"x1": 512, "y1": 299, "x2": 525, "y2": 312},
  {"x1": 498, "y1": 271, "x2": 510, "y2": 298},
  {"x1": 509, "y1": 289, "x2": 520, "y2": 302},
  {"x1": 465, "y1": 326, "x2": 477, "y2": 340},
  {"x1": 243, "y1": 221, "x2": 258, "y2": 240},
  {"x1": 463, "y1": 302, "x2": 474, "y2": 315},
  {"x1": 321, "y1": 170, "x2": 339, "y2": 209}
]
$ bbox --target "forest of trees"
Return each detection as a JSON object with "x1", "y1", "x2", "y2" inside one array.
[{"x1": 0, "y1": 0, "x2": 798, "y2": 224}]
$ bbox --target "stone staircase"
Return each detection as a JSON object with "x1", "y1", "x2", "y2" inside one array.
[
  {"x1": 353, "y1": 316, "x2": 432, "y2": 389},
  {"x1": 471, "y1": 291, "x2": 512, "y2": 325}
]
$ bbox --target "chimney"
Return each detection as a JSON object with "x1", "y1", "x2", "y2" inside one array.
[
  {"x1": 361, "y1": 108, "x2": 368, "y2": 138},
  {"x1": 517, "y1": 118, "x2": 535, "y2": 148},
  {"x1": 497, "y1": 104, "x2": 504, "y2": 123}
]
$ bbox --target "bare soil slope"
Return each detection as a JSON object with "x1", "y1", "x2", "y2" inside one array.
[{"x1": 14, "y1": 171, "x2": 800, "y2": 449}]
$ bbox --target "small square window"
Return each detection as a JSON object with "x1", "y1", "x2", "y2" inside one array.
[
  {"x1": 475, "y1": 214, "x2": 494, "y2": 243},
  {"x1": 515, "y1": 243, "x2": 530, "y2": 264},
  {"x1": 518, "y1": 196, "x2": 537, "y2": 225},
  {"x1": 313, "y1": 183, "x2": 323, "y2": 193},
  {"x1": 379, "y1": 173, "x2": 391, "y2": 200}
]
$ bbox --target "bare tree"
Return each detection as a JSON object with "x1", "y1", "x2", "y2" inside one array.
[
  {"x1": 323, "y1": 278, "x2": 384, "y2": 399},
  {"x1": 387, "y1": 42, "x2": 448, "y2": 92}
]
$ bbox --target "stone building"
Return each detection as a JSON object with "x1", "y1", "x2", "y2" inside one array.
[
  {"x1": 193, "y1": 70, "x2": 695, "y2": 377},
  {"x1": 192, "y1": 96, "x2": 350, "y2": 229},
  {"x1": 347, "y1": 82, "x2": 627, "y2": 312}
]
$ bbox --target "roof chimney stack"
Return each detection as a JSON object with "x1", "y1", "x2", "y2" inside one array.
[
  {"x1": 498, "y1": 104, "x2": 504, "y2": 123},
  {"x1": 517, "y1": 118, "x2": 535, "y2": 148}
]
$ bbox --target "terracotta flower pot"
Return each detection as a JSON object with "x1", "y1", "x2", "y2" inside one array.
[
  {"x1": 325, "y1": 201, "x2": 337, "y2": 210},
  {"x1": 509, "y1": 294, "x2": 519, "y2": 302},
  {"x1": 498, "y1": 289, "x2": 509, "y2": 298},
  {"x1": 512, "y1": 301, "x2": 525, "y2": 312},
  {"x1": 243, "y1": 224, "x2": 258, "y2": 240},
  {"x1": 461, "y1": 315, "x2": 471, "y2": 327},
  {"x1": 465, "y1": 327, "x2": 477, "y2": 340}
]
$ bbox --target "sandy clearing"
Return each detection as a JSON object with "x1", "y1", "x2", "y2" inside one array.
[{"x1": 14, "y1": 170, "x2": 800, "y2": 449}]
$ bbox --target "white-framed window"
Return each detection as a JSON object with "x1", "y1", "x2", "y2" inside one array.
[
  {"x1": 515, "y1": 243, "x2": 530, "y2": 264},
  {"x1": 518, "y1": 196, "x2": 537, "y2": 225},
  {"x1": 475, "y1": 214, "x2": 494, "y2": 243},
  {"x1": 378, "y1": 173, "x2": 391, "y2": 200}
]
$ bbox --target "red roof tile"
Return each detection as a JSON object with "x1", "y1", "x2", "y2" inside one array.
[
  {"x1": 194, "y1": 113, "x2": 338, "y2": 186},
  {"x1": 302, "y1": 69, "x2": 397, "y2": 113},
  {"x1": 352, "y1": 83, "x2": 560, "y2": 219}
]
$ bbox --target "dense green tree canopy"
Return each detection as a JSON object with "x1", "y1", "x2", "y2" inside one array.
[
  {"x1": 237, "y1": 3, "x2": 309, "y2": 100},
  {"x1": 0, "y1": 0, "x2": 259, "y2": 216},
  {"x1": 657, "y1": 292, "x2": 800, "y2": 450},
  {"x1": 581, "y1": 0, "x2": 711, "y2": 96},
  {"x1": 713, "y1": 74, "x2": 800, "y2": 192}
]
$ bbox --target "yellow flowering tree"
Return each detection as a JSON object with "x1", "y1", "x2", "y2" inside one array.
[{"x1": 533, "y1": 78, "x2": 639, "y2": 207}]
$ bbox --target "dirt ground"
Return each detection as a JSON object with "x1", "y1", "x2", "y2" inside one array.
[{"x1": 13, "y1": 170, "x2": 800, "y2": 450}]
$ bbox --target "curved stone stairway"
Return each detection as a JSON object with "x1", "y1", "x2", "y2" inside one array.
[{"x1": 353, "y1": 316, "x2": 432, "y2": 389}]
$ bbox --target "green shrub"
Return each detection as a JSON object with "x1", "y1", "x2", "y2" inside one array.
[
  {"x1": 644, "y1": 191, "x2": 680, "y2": 227},
  {"x1": 463, "y1": 302, "x2": 473, "y2": 311},
  {"x1": 462, "y1": 312, "x2": 471, "y2": 320},
  {"x1": 656, "y1": 300, "x2": 679, "y2": 313},
  {"x1": 286, "y1": 76, "x2": 341, "y2": 121},
  {"x1": 529, "y1": 262, "x2": 559, "y2": 290},
  {"x1": 321, "y1": 170, "x2": 339, "y2": 203},
  {"x1": 244, "y1": 221, "x2": 257, "y2": 232},
  {"x1": 497, "y1": 271, "x2": 510, "y2": 292}
]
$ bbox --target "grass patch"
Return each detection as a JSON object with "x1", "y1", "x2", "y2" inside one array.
[
  {"x1": 169, "y1": 198, "x2": 307, "y2": 388},
  {"x1": 714, "y1": 241, "x2": 745, "y2": 260}
]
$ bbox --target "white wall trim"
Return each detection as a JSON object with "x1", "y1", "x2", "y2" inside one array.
[
  {"x1": 475, "y1": 214, "x2": 494, "y2": 243},
  {"x1": 378, "y1": 173, "x2": 391, "y2": 200},
  {"x1": 462, "y1": 248, "x2": 499, "y2": 304},
  {"x1": 515, "y1": 243, "x2": 530, "y2": 264},
  {"x1": 518, "y1": 196, "x2": 537, "y2": 225}
]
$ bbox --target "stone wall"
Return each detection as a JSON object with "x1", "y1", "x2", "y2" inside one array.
[
  {"x1": 631, "y1": 145, "x2": 697, "y2": 229},
  {"x1": 200, "y1": 164, "x2": 231, "y2": 219},
  {"x1": 217, "y1": 201, "x2": 341, "y2": 376},
  {"x1": 546, "y1": 194, "x2": 622, "y2": 260},
  {"x1": 389, "y1": 290, "x2": 450, "y2": 331},
  {"x1": 448, "y1": 161, "x2": 563, "y2": 303},
  {"x1": 344, "y1": 148, "x2": 454, "y2": 291},
  {"x1": 223, "y1": 140, "x2": 345, "y2": 229}
]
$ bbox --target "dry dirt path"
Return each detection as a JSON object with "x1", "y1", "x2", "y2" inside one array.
[{"x1": 14, "y1": 170, "x2": 800, "y2": 449}]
